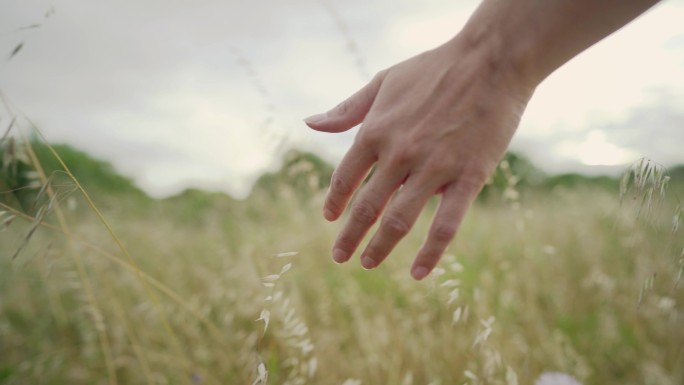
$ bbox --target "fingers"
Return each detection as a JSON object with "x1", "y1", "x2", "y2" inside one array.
[
  {"x1": 330, "y1": 153, "x2": 482, "y2": 280},
  {"x1": 331, "y1": 161, "x2": 409, "y2": 264},
  {"x1": 411, "y1": 181, "x2": 480, "y2": 280},
  {"x1": 304, "y1": 71, "x2": 386, "y2": 133},
  {"x1": 324, "y1": 144, "x2": 377, "y2": 222},
  {"x1": 358, "y1": 176, "x2": 437, "y2": 269}
]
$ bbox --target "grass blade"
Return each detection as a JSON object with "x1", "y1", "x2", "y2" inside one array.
[{"x1": 8, "y1": 43, "x2": 23, "y2": 60}]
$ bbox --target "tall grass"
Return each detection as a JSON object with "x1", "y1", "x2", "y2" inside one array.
[
  {"x1": 2, "y1": 3, "x2": 682, "y2": 383},
  {"x1": 0, "y1": 130, "x2": 682, "y2": 384}
]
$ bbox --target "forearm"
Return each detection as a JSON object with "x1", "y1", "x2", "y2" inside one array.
[{"x1": 451, "y1": 0, "x2": 661, "y2": 90}]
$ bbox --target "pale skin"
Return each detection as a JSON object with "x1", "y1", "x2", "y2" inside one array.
[{"x1": 305, "y1": 0, "x2": 661, "y2": 280}]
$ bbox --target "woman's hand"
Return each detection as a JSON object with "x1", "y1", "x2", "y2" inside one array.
[
  {"x1": 305, "y1": 0, "x2": 658, "y2": 280},
  {"x1": 305, "y1": 38, "x2": 533, "y2": 280}
]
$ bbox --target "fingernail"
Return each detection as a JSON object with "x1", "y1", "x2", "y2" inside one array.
[
  {"x1": 323, "y1": 208, "x2": 336, "y2": 221},
  {"x1": 332, "y1": 248, "x2": 348, "y2": 264},
  {"x1": 304, "y1": 113, "x2": 328, "y2": 125},
  {"x1": 411, "y1": 266, "x2": 429, "y2": 280},
  {"x1": 361, "y1": 256, "x2": 377, "y2": 270}
]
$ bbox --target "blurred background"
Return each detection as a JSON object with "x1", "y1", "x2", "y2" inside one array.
[
  {"x1": 1, "y1": 1, "x2": 683, "y2": 384},
  {"x1": 1, "y1": 0, "x2": 683, "y2": 198}
]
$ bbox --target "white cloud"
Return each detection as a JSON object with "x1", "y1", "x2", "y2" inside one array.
[{"x1": 557, "y1": 130, "x2": 638, "y2": 166}]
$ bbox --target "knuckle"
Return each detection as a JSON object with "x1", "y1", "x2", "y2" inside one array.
[
  {"x1": 432, "y1": 222, "x2": 457, "y2": 243},
  {"x1": 325, "y1": 196, "x2": 342, "y2": 214},
  {"x1": 415, "y1": 250, "x2": 440, "y2": 269},
  {"x1": 356, "y1": 126, "x2": 382, "y2": 149},
  {"x1": 335, "y1": 98, "x2": 353, "y2": 116},
  {"x1": 330, "y1": 173, "x2": 351, "y2": 195},
  {"x1": 388, "y1": 146, "x2": 417, "y2": 168},
  {"x1": 455, "y1": 173, "x2": 488, "y2": 196},
  {"x1": 424, "y1": 154, "x2": 456, "y2": 178},
  {"x1": 351, "y1": 200, "x2": 379, "y2": 224},
  {"x1": 381, "y1": 213, "x2": 410, "y2": 238},
  {"x1": 335, "y1": 234, "x2": 356, "y2": 250},
  {"x1": 462, "y1": 168, "x2": 490, "y2": 186}
]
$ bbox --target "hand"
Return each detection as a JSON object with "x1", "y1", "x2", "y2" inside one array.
[{"x1": 305, "y1": 38, "x2": 533, "y2": 280}]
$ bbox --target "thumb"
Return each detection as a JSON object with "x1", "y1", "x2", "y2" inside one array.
[{"x1": 304, "y1": 70, "x2": 386, "y2": 133}]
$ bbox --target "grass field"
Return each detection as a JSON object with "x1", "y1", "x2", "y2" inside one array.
[{"x1": 0, "y1": 145, "x2": 683, "y2": 385}]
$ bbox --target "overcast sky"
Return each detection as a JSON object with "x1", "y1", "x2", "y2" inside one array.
[{"x1": 1, "y1": 0, "x2": 683, "y2": 198}]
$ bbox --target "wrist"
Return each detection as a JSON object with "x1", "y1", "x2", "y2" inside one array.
[
  {"x1": 451, "y1": 0, "x2": 660, "y2": 93},
  {"x1": 440, "y1": 25, "x2": 538, "y2": 103}
]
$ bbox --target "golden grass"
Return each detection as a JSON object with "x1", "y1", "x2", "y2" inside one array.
[{"x1": 1, "y1": 170, "x2": 683, "y2": 385}]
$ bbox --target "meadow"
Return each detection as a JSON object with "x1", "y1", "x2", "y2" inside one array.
[{"x1": 0, "y1": 142, "x2": 683, "y2": 385}]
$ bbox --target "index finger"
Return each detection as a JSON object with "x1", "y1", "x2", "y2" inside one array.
[{"x1": 324, "y1": 143, "x2": 376, "y2": 221}]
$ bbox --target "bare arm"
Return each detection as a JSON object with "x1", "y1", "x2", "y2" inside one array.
[
  {"x1": 463, "y1": 0, "x2": 661, "y2": 87},
  {"x1": 305, "y1": 0, "x2": 661, "y2": 280}
]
